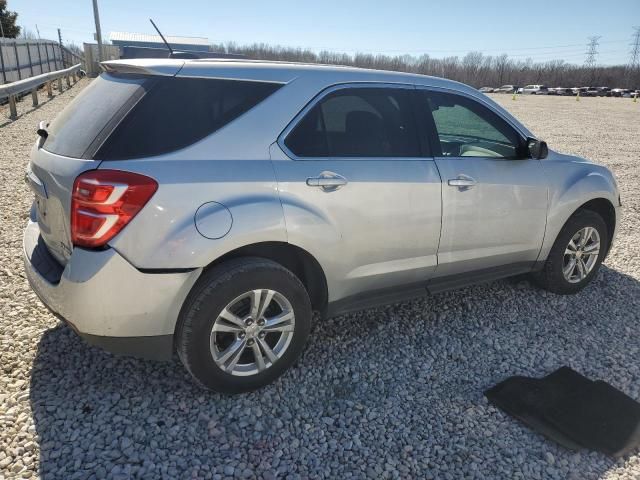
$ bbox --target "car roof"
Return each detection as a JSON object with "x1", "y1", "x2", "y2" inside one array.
[
  {"x1": 100, "y1": 57, "x2": 534, "y2": 139},
  {"x1": 102, "y1": 57, "x2": 477, "y2": 92}
]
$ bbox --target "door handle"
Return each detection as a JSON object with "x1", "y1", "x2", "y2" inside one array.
[
  {"x1": 306, "y1": 171, "x2": 348, "y2": 192},
  {"x1": 448, "y1": 175, "x2": 477, "y2": 189}
]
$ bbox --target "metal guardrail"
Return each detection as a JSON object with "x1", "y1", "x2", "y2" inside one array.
[{"x1": 1, "y1": 63, "x2": 82, "y2": 120}]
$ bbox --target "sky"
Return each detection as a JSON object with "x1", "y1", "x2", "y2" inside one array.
[{"x1": 9, "y1": 0, "x2": 639, "y2": 65}]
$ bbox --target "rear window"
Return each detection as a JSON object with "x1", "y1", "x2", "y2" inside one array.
[
  {"x1": 45, "y1": 73, "x2": 282, "y2": 160},
  {"x1": 45, "y1": 73, "x2": 148, "y2": 159}
]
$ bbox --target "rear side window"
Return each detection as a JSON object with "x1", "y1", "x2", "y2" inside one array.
[
  {"x1": 44, "y1": 73, "x2": 281, "y2": 160},
  {"x1": 285, "y1": 88, "x2": 420, "y2": 158},
  {"x1": 97, "y1": 77, "x2": 281, "y2": 160}
]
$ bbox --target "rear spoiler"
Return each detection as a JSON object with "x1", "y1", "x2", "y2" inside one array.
[{"x1": 100, "y1": 59, "x2": 185, "y2": 77}]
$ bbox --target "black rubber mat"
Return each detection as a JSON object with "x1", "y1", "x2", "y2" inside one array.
[{"x1": 485, "y1": 367, "x2": 640, "y2": 457}]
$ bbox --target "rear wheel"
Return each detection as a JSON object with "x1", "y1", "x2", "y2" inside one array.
[
  {"x1": 533, "y1": 210, "x2": 608, "y2": 294},
  {"x1": 176, "y1": 258, "x2": 312, "y2": 393}
]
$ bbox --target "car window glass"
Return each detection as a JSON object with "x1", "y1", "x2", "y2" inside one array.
[
  {"x1": 44, "y1": 73, "x2": 150, "y2": 159},
  {"x1": 96, "y1": 77, "x2": 282, "y2": 160},
  {"x1": 419, "y1": 91, "x2": 523, "y2": 159},
  {"x1": 285, "y1": 87, "x2": 420, "y2": 158}
]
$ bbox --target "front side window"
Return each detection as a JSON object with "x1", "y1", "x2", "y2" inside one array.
[
  {"x1": 419, "y1": 91, "x2": 524, "y2": 159},
  {"x1": 284, "y1": 87, "x2": 420, "y2": 158}
]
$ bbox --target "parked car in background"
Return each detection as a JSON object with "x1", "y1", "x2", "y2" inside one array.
[
  {"x1": 555, "y1": 88, "x2": 573, "y2": 96},
  {"x1": 573, "y1": 87, "x2": 588, "y2": 96},
  {"x1": 494, "y1": 84, "x2": 517, "y2": 94},
  {"x1": 595, "y1": 87, "x2": 611, "y2": 97},
  {"x1": 546, "y1": 87, "x2": 558, "y2": 95},
  {"x1": 479, "y1": 87, "x2": 494, "y2": 93},
  {"x1": 611, "y1": 88, "x2": 627, "y2": 97},
  {"x1": 521, "y1": 85, "x2": 543, "y2": 94},
  {"x1": 23, "y1": 59, "x2": 621, "y2": 393},
  {"x1": 584, "y1": 87, "x2": 600, "y2": 97}
]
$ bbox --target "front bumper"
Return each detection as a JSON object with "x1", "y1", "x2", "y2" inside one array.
[{"x1": 23, "y1": 219, "x2": 202, "y2": 360}]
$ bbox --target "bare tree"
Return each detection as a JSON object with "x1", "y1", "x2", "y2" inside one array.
[
  {"x1": 18, "y1": 27, "x2": 37, "y2": 39},
  {"x1": 207, "y1": 42, "x2": 639, "y2": 89}
]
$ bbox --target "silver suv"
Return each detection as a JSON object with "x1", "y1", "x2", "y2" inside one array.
[{"x1": 23, "y1": 59, "x2": 621, "y2": 393}]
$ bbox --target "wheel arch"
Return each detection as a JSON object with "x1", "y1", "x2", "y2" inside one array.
[
  {"x1": 542, "y1": 196, "x2": 617, "y2": 264},
  {"x1": 203, "y1": 241, "x2": 328, "y2": 313},
  {"x1": 576, "y1": 198, "x2": 616, "y2": 253}
]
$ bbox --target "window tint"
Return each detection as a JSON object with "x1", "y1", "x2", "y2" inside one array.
[
  {"x1": 97, "y1": 77, "x2": 281, "y2": 160},
  {"x1": 419, "y1": 91, "x2": 523, "y2": 159},
  {"x1": 45, "y1": 73, "x2": 149, "y2": 159},
  {"x1": 285, "y1": 88, "x2": 420, "y2": 158},
  {"x1": 44, "y1": 73, "x2": 280, "y2": 159}
]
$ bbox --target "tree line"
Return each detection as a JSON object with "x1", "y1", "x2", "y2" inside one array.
[
  {"x1": 210, "y1": 42, "x2": 639, "y2": 89},
  {"x1": 0, "y1": 0, "x2": 20, "y2": 38}
]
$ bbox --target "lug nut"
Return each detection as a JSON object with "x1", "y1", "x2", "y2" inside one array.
[
  {"x1": 258, "y1": 319, "x2": 265, "y2": 326},
  {"x1": 248, "y1": 339, "x2": 255, "y2": 346},
  {"x1": 245, "y1": 319, "x2": 253, "y2": 326},
  {"x1": 259, "y1": 332, "x2": 266, "y2": 339},
  {"x1": 238, "y1": 332, "x2": 246, "y2": 339}
]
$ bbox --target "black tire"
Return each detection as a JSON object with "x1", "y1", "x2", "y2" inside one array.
[
  {"x1": 532, "y1": 209, "x2": 608, "y2": 295},
  {"x1": 176, "y1": 257, "x2": 312, "y2": 394}
]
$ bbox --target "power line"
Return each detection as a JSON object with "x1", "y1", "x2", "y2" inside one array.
[
  {"x1": 505, "y1": 49, "x2": 618, "y2": 59},
  {"x1": 22, "y1": 22, "x2": 633, "y2": 60},
  {"x1": 278, "y1": 39, "x2": 629, "y2": 55}
]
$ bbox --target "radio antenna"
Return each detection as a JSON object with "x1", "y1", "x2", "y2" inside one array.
[{"x1": 149, "y1": 18, "x2": 174, "y2": 56}]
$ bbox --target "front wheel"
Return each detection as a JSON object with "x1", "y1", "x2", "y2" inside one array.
[
  {"x1": 176, "y1": 258, "x2": 312, "y2": 393},
  {"x1": 533, "y1": 210, "x2": 608, "y2": 295}
]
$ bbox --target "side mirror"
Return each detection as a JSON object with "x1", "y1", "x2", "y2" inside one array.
[{"x1": 528, "y1": 137, "x2": 548, "y2": 159}]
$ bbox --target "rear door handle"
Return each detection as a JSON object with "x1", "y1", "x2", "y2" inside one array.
[
  {"x1": 448, "y1": 175, "x2": 477, "y2": 189},
  {"x1": 306, "y1": 171, "x2": 348, "y2": 192}
]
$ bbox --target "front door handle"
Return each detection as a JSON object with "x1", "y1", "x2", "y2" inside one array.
[
  {"x1": 448, "y1": 175, "x2": 477, "y2": 189},
  {"x1": 306, "y1": 171, "x2": 348, "y2": 192}
]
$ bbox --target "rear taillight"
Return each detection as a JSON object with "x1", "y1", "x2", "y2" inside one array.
[{"x1": 71, "y1": 170, "x2": 158, "y2": 248}]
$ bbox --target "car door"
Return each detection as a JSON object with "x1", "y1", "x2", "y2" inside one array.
[
  {"x1": 271, "y1": 84, "x2": 442, "y2": 304},
  {"x1": 415, "y1": 88, "x2": 548, "y2": 280}
]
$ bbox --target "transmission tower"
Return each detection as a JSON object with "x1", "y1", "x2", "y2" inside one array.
[
  {"x1": 629, "y1": 27, "x2": 640, "y2": 70},
  {"x1": 584, "y1": 36, "x2": 601, "y2": 69},
  {"x1": 627, "y1": 27, "x2": 640, "y2": 87}
]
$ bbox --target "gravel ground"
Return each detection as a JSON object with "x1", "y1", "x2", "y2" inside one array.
[{"x1": 1, "y1": 84, "x2": 640, "y2": 480}]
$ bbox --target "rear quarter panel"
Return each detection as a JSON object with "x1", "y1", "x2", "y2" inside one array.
[{"x1": 105, "y1": 158, "x2": 286, "y2": 269}]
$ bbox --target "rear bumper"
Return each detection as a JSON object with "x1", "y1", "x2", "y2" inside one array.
[{"x1": 23, "y1": 219, "x2": 202, "y2": 360}]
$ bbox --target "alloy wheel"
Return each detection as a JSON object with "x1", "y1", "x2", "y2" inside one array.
[
  {"x1": 562, "y1": 227, "x2": 600, "y2": 283},
  {"x1": 210, "y1": 289, "x2": 295, "y2": 376}
]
